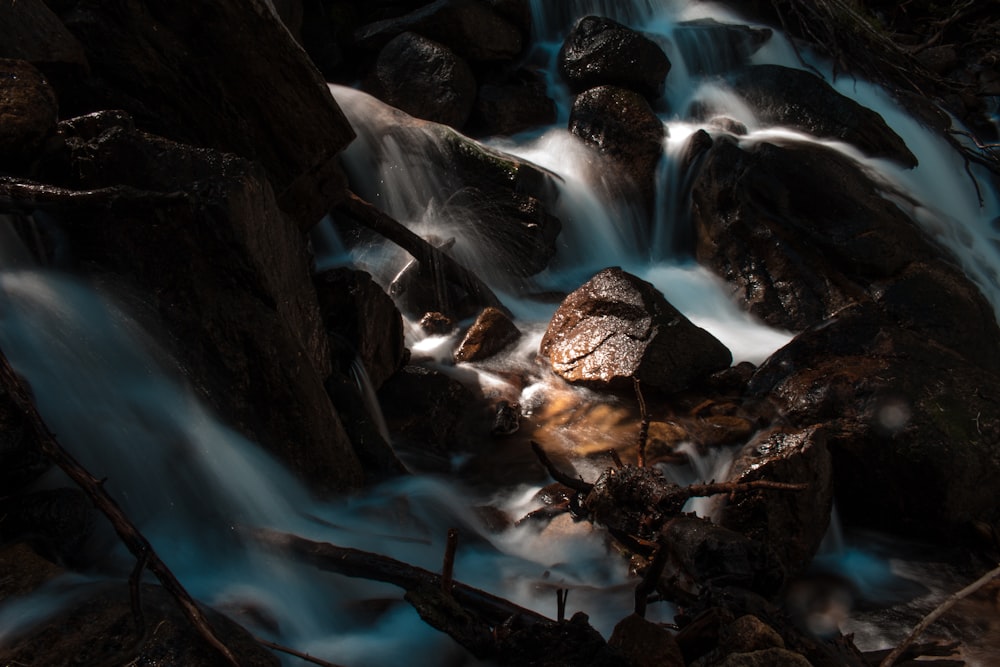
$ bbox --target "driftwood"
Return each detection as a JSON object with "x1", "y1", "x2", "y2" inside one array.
[
  {"x1": 334, "y1": 190, "x2": 512, "y2": 317},
  {"x1": 0, "y1": 347, "x2": 241, "y2": 667}
]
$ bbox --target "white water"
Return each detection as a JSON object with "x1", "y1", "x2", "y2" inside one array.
[{"x1": 3, "y1": 1, "x2": 999, "y2": 665}]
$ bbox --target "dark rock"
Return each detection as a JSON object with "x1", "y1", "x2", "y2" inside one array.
[
  {"x1": 714, "y1": 647, "x2": 812, "y2": 667},
  {"x1": 486, "y1": 0, "x2": 532, "y2": 38},
  {"x1": 558, "y1": 16, "x2": 671, "y2": 101},
  {"x1": 469, "y1": 67, "x2": 557, "y2": 137},
  {"x1": 660, "y1": 516, "x2": 785, "y2": 603},
  {"x1": 0, "y1": 581, "x2": 278, "y2": 666},
  {"x1": 746, "y1": 304, "x2": 1000, "y2": 539},
  {"x1": 0, "y1": 59, "x2": 59, "y2": 173},
  {"x1": 315, "y1": 267, "x2": 407, "y2": 390},
  {"x1": 672, "y1": 19, "x2": 772, "y2": 76},
  {"x1": 419, "y1": 311, "x2": 456, "y2": 335},
  {"x1": 707, "y1": 116, "x2": 748, "y2": 135},
  {"x1": 608, "y1": 613, "x2": 686, "y2": 667},
  {"x1": 0, "y1": 489, "x2": 94, "y2": 566},
  {"x1": 722, "y1": 615, "x2": 785, "y2": 653},
  {"x1": 0, "y1": 1, "x2": 88, "y2": 76},
  {"x1": 454, "y1": 306, "x2": 521, "y2": 363},
  {"x1": 719, "y1": 426, "x2": 834, "y2": 574},
  {"x1": 367, "y1": 32, "x2": 476, "y2": 129},
  {"x1": 727, "y1": 64, "x2": 917, "y2": 167},
  {"x1": 354, "y1": 0, "x2": 523, "y2": 63},
  {"x1": 324, "y1": 372, "x2": 407, "y2": 482},
  {"x1": 0, "y1": 542, "x2": 64, "y2": 601},
  {"x1": 691, "y1": 136, "x2": 938, "y2": 330},
  {"x1": 569, "y1": 85, "x2": 666, "y2": 212},
  {"x1": 496, "y1": 611, "x2": 629, "y2": 667},
  {"x1": 378, "y1": 365, "x2": 479, "y2": 457},
  {"x1": 490, "y1": 399, "x2": 521, "y2": 435},
  {"x1": 0, "y1": 386, "x2": 49, "y2": 491},
  {"x1": 51, "y1": 0, "x2": 355, "y2": 228},
  {"x1": 540, "y1": 267, "x2": 732, "y2": 392},
  {"x1": 48, "y1": 121, "x2": 363, "y2": 495}
]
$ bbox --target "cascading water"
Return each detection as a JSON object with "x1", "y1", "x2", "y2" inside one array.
[{"x1": 3, "y1": 1, "x2": 999, "y2": 665}]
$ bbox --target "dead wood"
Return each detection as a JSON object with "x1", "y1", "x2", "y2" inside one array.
[
  {"x1": 334, "y1": 190, "x2": 512, "y2": 317},
  {"x1": 254, "y1": 637, "x2": 348, "y2": 667},
  {"x1": 0, "y1": 347, "x2": 241, "y2": 667}
]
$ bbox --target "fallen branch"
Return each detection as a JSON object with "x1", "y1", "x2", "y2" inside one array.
[
  {"x1": 879, "y1": 563, "x2": 1000, "y2": 667},
  {"x1": 335, "y1": 190, "x2": 511, "y2": 317},
  {"x1": 0, "y1": 348, "x2": 240, "y2": 666},
  {"x1": 255, "y1": 637, "x2": 348, "y2": 667},
  {"x1": 530, "y1": 441, "x2": 593, "y2": 494}
]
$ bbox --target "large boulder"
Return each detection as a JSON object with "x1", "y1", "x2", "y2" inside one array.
[
  {"x1": 50, "y1": 0, "x2": 355, "y2": 229},
  {"x1": 0, "y1": 59, "x2": 59, "y2": 173},
  {"x1": 746, "y1": 304, "x2": 1000, "y2": 540},
  {"x1": 727, "y1": 64, "x2": 917, "y2": 167},
  {"x1": 558, "y1": 16, "x2": 671, "y2": 101},
  {"x1": 569, "y1": 85, "x2": 666, "y2": 213},
  {"x1": 31, "y1": 115, "x2": 364, "y2": 495},
  {"x1": 690, "y1": 136, "x2": 939, "y2": 331},
  {"x1": 366, "y1": 32, "x2": 477, "y2": 129},
  {"x1": 539, "y1": 267, "x2": 732, "y2": 392}
]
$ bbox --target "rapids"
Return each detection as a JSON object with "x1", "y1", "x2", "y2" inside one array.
[{"x1": 2, "y1": 1, "x2": 999, "y2": 665}]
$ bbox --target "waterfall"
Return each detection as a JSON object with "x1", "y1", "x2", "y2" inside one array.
[{"x1": 3, "y1": 1, "x2": 999, "y2": 665}]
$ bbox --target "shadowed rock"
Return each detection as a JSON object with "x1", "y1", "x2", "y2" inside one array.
[
  {"x1": 0, "y1": 60, "x2": 59, "y2": 173},
  {"x1": 540, "y1": 267, "x2": 732, "y2": 392}
]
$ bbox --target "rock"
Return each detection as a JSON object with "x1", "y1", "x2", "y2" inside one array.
[
  {"x1": 746, "y1": 304, "x2": 1000, "y2": 539},
  {"x1": 558, "y1": 16, "x2": 671, "y2": 101},
  {"x1": 495, "y1": 611, "x2": 629, "y2": 667},
  {"x1": 0, "y1": 542, "x2": 64, "y2": 601},
  {"x1": 672, "y1": 19, "x2": 772, "y2": 76},
  {"x1": 315, "y1": 267, "x2": 407, "y2": 390},
  {"x1": 52, "y1": 0, "x2": 355, "y2": 228},
  {"x1": 715, "y1": 647, "x2": 812, "y2": 667},
  {"x1": 569, "y1": 85, "x2": 666, "y2": 212},
  {"x1": 0, "y1": 489, "x2": 95, "y2": 566},
  {"x1": 354, "y1": 0, "x2": 523, "y2": 63},
  {"x1": 608, "y1": 613, "x2": 685, "y2": 667},
  {"x1": 469, "y1": 67, "x2": 556, "y2": 137},
  {"x1": 722, "y1": 615, "x2": 785, "y2": 653},
  {"x1": 45, "y1": 118, "x2": 363, "y2": 495},
  {"x1": 324, "y1": 373, "x2": 407, "y2": 482},
  {"x1": 539, "y1": 267, "x2": 732, "y2": 392},
  {"x1": 454, "y1": 307, "x2": 521, "y2": 363},
  {"x1": 367, "y1": 32, "x2": 476, "y2": 129},
  {"x1": 0, "y1": 581, "x2": 278, "y2": 666},
  {"x1": 719, "y1": 426, "x2": 834, "y2": 574},
  {"x1": 0, "y1": 386, "x2": 50, "y2": 491},
  {"x1": 727, "y1": 64, "x2": 917, "y2": 167},
  {"x1": 691, "y1": 136, "x2": 938, "y2": 330},
  {"x1": 659, "y1": 516, "x2": 785, "y2": 603},
  {"x1": 419, "y1": 311, "x2": 456, "y2": 335},
  {"x1": 0, "y1": 0, "x2": 88, "y2": 75},
  {"x1": 0, "y1": 59, "x2": 59, "y2": 173}
]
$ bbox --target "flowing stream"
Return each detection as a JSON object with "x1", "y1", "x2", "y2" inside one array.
[{"x1": 2, "y1": 1, "x2": 999, "y2": 665}]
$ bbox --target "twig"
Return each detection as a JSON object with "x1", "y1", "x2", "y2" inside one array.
[
  {"x1": 556, "y1": 589, "x2": 568, "y2": 622},
  {"x1": 682, "y1": 479, "x2": 808, "y2": 502},
  {"x1": 634, "y1": 539, "x2": 670, "y2": 618},
  {"x1": 529, "y1": 441, "x2": 593, "y2": 494},
  {"x1": 129, "y1": 550, "x2": 149, "y2": 636},
  {"x1": 880, "y1": 562, "x2": 1000, "y2": 667},
  {"x1": 633, "y1": 378, "x2": 649, "y2": 468},
  {"x1": 442, "y1": 528, "x2": 459, "y2": 592},
  {"x1": 0, "y1": 348, "x2": 240, "y2": 666},
  {"x1": 255, "y1": 637, "x2": 347, "y2": 667}
]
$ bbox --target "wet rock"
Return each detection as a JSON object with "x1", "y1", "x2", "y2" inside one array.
[
  {"x1": 454, "y1": 307, "x2": 521, "y2": 363},
  {"x1": 469, "y1": 67, "x2": 557, "y2": 137},
  {"x1": 46, "y1": 120, "x2": 363, "y2": 495},
  {"x1": 691, "y1": 136, "x2": 938, "y2": 330},
  {"x1": 0, "y1": 0, "x2": 88, "y2": 76},
  {"x1": 719, "y1": 426, "x2": 834, "y2": 574},
  {"x1": 51, "y1": 0, "x2": 355, "y2": 228},
  {"x1": 660, "y1": 516, "x2": 785, "y2": 603},
  {"x1": 324, "y1": 372, "x2": 407, "y2": 482},
  {"x1": 315, "y1": 267, "x2": 407, "y2": 390},
  {"x1": 672, "y1": 19, "x2": 772, "y2": 76},
  {"x1": 558, "y1": 16, "x2": 671, "y2": 101},
  {"x1": 0, "y1": 59, "x2": 59, "y2": 173},
  {"x1": 367, "y1": 32, "x2": 476, "y2": 129},
  {"x1": 727, "y1": 64, "x2": 917, "y2": 167},
  {"x1": 569, "y1": 85, "x2": 666, "y2": 212},
  {"x1": 419, "y1": 311, "x2": 456, "y2": 335},
  {"x1": 540, "y1": 267, "x2": 732, "y2": 392},
  {"x1": 746, "y1": 304, "x2": 1000, "y2": 539},
  {"x1": 490, "y1": 399, "x2": 521, "y2": 436},
  {"x1": 608, "y1": 613, "x2": 685, "y2": 667},
  {"x1": 0, "y1": 581, "x2": 278, "y2": 666},
  {"x1": 715, "y1": 647, "x2": 812, "y2": 667},
  {"x1": 354, "y1": 0, "x2": 523, "y2": 63},
  {"x1": 0, "y1": 542, "x2": 64, "y2": 601}
]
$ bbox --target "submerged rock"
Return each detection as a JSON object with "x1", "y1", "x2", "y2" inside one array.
[
  {"x1": 540, "y1": 267, "x2": 732, "y2": 392},
  {"x1": 558, "y1": 15, "x2": 671, "y2": 101}
]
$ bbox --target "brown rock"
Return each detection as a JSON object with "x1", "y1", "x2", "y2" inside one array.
[
  {"x1": 454, "y1": 307, "x2": 521, "y2": 363},
  {"x1": 716, "y1": 647, "x2": 812, "y2": 667},
  {"x1": 0, "y1": 59, "x2": 58, "y2": 172},
  {"x1": 540, "y1": 267, "x2": 732, "y2": 392},
  {"x1": 608, "y1": 613, "x2": 685, "y2": 667},
  {"x1": 0, "y1": 542, "x2": 64, "y2": 601}
]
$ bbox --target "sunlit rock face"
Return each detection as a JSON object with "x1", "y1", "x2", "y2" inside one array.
[{"x1": 540, "y1": 267, "x2": 732, "y2": 392}]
